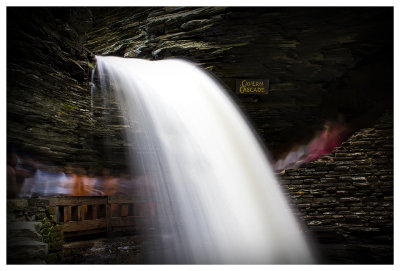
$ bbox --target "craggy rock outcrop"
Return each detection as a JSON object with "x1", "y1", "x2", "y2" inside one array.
[
  {"x1": 85, "y1": 7, "x2": 393, "y2": 158},
  {"x1": 279, "y1": 112, "x2": 393, "y2": 263},
  {"x1": 6, "y1": 7, "x2": 393, "y2": 264},
  {"x1": 7, "y1": 198, "x2": 49, "y2": 222},
  {"x1": 7, "y1": 199, "x2": 51, "y2": 264},
  {"x1": 8, "y1": 8, "x2": 94, "y2": 168},
  {"x1": 7, "y1": 7, "x2": 393, "y2": 169},
  {"x1": 7, "y1": 8, "x2": 129, "y2": 172},
  {"x1": 7, "y1": 221, "x2": 49, "y2": 264}
]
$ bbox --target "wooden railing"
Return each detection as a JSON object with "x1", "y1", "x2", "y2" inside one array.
[{"x1": 46, "y1": 196, "x2": 153, "y2": 238}]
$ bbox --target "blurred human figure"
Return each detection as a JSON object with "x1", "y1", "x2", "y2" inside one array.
[
  {"x1": 79, "y1": 168, "x2": 96, "y2": 196},
  {"x1": 7, "y1": 150, "x2": 31, "y2": 198},
  {"x1": 117, "y1": 173, "x2": 134, "y2": 196},
  {"x1": 16, "y1": 154, "x2": 39, "y2": 175},
  {"x1": 64, "y1": 165, "x2": 80, "y2": 196},
  {"x1": 133, "y1": 175, "x2": 156, "y2": 217},
  {"x1": 101, "y1": 168, "x2": 119, "y2": 216},
  {"x1": 102, "y1": 168, "x2": 118, "y2": 196},
  {"x1": 87, "y1": 171, "x2": 104, "y2": 196},
  {"x1": 306, "y1": 115, "x2": 348, "y2": 163},
  {"x1": 303, "y1": 123, "x2": 332, "y2": 164},
  {"x1": 7, "y1": 151, "x2": 19, "y2": 198},
  {"x1": 323, "y1": 114, "x2": 349, "y2": 154},
  {"x1": 275, "y1": 114, "x2": 351, "y2": 170},
  {"x1": 71, "y1": 167, "x2": 93, "y2": 196},
  {"x1": 26, "y1": 170, "x2": 69, "y2": 197}
]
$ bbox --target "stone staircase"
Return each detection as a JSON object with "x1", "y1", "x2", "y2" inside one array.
[{"x1": 7, "y1": 222, "x2": 48, "y2": 264}]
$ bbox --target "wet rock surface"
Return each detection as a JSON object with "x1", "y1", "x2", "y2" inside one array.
[
  {"x1": 6, "y1": 7, "x2": 393, "y2": 264},
  {"x1": 62, "y1": 236, "x2": 141, "y2": 264},
  {"x1": 8, "y1": 8, "x2": 95, "y2": 168},
  {"x1": 7, "y1": 8, "x2": 129, "y2": 172},
  {"x1": 7, "y1": 7, "x2": 393, "y2": 168},
  {"x1": 86, "y1": 7, "x2": 392, "y2": 158},
  {"x1": 7, "y1": 222, "x2": 48, "y2": 264},
  {"x1": 7, "y1": 221, "x2": 43, "y2": 241},
  {"x1": 279, "y1": 112, "x2": 393, "y2": 264},
  {"x1": 7, "y1": 198, "x2": 49, "y2": 222}
]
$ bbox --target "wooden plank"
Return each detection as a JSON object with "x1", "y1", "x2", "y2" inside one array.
[
  {"x1": 49, "y1": 195, "x2": 147, "y2": 206},
  {"x1": 70, "y1": 206, "x2": 78, "y2": 221},
  {"x1": 63, "y1": 206, "x2": 70, "y2": 222},
  {"x1": 83, "y1": 204, "x2": 97, "y2": 220},
  {"x1": 110, "y1": 204, "x2": 121, "y2": 217},
  {"x1": 97, "y1": 204, "x2": 106, "y2": 219},
  {"x1": 78, "y1": 206, "x2": 83, "y2": 221},
  {"x1": 108, "y1": 195, "x2": 147, "y2": 204},
  {"x1": 83, "y1": 205, "x2": 88, "y2": 220},
  {"x1": 110, "y1": 216, "x2": 151, "y2": 227},
  {"x1": 49, "y1": 196, "x2": 108, "y2": 206},
  {"x1": 111, "y1": 216, "x2": 136, "y2": 226},
  {"x1": 121, "y1": 204, "x2": 129, "y2": 217},
  {"x1": 56, "y1": 206, "x2": 63, "y2": 223},
  {"x1": 128, "y1": 204, "x2": 134, "y2": 216},
  {"x1": 106, "y1": 203, "x2": 111, "y2": 234},
  {"x1": 92, "y1": 205, "x2": 97, "y2": 220},
  {"x1": 61, "y1": 218, "x2": 107, "y2": 232}
]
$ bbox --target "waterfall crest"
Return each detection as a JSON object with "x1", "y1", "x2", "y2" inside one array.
[{"x1": 95, "y1": 56, "x2": 314, "y2": 264}]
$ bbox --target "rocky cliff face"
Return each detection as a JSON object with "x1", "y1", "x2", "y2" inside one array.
[
  {"x1": 8, "y1": 8, "x2": 93, "y2": 168},
  {"x1": 280, "y1": 113, "x2": 393, "y2": 263},
  {"x1": 7, "y1": 7, "x2": 393, "y2": 264},
  {"x1": 7, "y1": 7, "x2": 393, "y2": 170},
  {"x1": 86, "y1": 7, "x2": 393, "y2": 159},
  {"x1": 7, "y1": 8, "x2": 129, "y2": 172}
]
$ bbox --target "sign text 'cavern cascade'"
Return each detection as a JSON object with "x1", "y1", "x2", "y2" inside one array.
[{"x1": 236, "y1": 79, "x2": 269, "y2": 95}]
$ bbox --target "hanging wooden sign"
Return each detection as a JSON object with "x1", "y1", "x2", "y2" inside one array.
[{"x1": 236, "y1": 79, "x2": 269, "y2": 95}]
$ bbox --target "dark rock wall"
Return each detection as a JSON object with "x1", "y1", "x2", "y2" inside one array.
[
  {"x1": 86, "y1": 7, "x2": 393, "y2": 159},
  {"x1": 6, "y1": 7, "x2": 393, "y2": 264},
  {"x1": 8, "y1": 198, "x2": 50, "y2": 222},
  {"x1": 8, "y1": 8, "x2": 93, "y2": 168},
  {"x1": 7, "y1": 7, "x2": 393, "y2": 169},
  {"x1": 279, "y1": 112, "x2": 393, "y2": 263},
  {"x1": 7, "y1": 8, "x2": 129, "y2": 172}
]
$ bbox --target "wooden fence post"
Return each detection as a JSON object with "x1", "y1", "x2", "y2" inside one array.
[
  {"x1": 92, "y1": 205, "x2": 97, "y2": 220},
  {"x1": 78, "y1": 205, "x2": 83, "y2": 221},
  {"x1": 121, "y1": 204, "x2": 129, "y2": 217},
  {"x1": 106, "y1": 197, "x2": 111, "y2": 235},
  {"x1": 63, "y1": 206, "x2": 70, "y2": 222}
]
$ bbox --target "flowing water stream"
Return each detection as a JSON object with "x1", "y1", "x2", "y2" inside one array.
[{"x1": 94, "y1": 56, "x2": 314, "y2": 264}]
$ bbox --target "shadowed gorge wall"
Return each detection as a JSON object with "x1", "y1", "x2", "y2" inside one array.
[
  {"x1": 6, "y1": 7, "x2": 393, "y2": 264},
  {"x1": 85, "y1": 7, "x2": 393, "y2": 159},
  {"x1": 7, "y1": 7, "x2": 392, "y2": 170},
  {"x1": 280, "y1": 112, "x2": 393, "y2": 263},
  {"x1": 7, "y1": 8, "x2": 129, "y2": 172}
]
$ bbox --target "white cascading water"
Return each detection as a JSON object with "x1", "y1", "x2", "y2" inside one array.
[{"x1": 95, "y1": 56, "x2": 314, "y2": 264}]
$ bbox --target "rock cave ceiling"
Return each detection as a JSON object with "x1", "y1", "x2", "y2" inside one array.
[{"x1": 7, "y1": 7, "x2": 393, "y2": 169}]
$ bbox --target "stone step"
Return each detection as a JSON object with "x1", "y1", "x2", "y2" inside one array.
[
  {"x1": 7, "y1": 237, "x2": 48, "y2": 264},
  {"x1": 7, "y1": 222, "x2": 43, "y2": 242}
]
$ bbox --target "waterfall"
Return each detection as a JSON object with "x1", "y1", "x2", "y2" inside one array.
[{"x1": 94, "y1": 56, "x2": 314, "y2": 264}]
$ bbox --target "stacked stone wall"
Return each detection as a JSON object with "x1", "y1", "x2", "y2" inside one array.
[
  {"x1": 279, "y1": 112, "x2": 393, "y2": 263},
  {"x1": 7, "y1": 198, "x2": 50, "y2": 222},
  {"x1": 7, "y1": 198, "x2": 51, "y2": 264}
]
